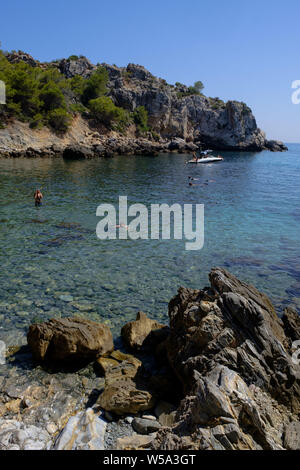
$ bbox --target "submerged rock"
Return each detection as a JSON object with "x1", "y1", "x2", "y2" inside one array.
[{"x1": 27, "y1": 317, "x2": 113, "y2": 363}]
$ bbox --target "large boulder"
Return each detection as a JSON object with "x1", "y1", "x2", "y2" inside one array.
[
  {"x1": 27, "y1": 318, "x2": 113, "y2": 363},
  {"x1": 121, "y1": 311, "x2": 168, "y2": 350},
  {"x1": 152, "y1": 268, "x2": 300, "y2": 450}
]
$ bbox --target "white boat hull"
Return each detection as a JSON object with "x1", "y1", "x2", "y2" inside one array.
[{"x1": 187, "y1": 157, "x2": 223, "y2": 164}]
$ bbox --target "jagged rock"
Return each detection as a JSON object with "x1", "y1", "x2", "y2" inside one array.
[
  {"x1": 132, "y1": 417, "x2": 161, "y2": 434},
  {"x1": 0, "y1": 419, "x2": 51, "y2": 450},
  {"x1": 121, "y1": 311, "x2": 168, "y2": 350},
  {"x1": 97, "y1": 378, "x2": 155, "y2": 415},
  {"x1": 96, "y1": 348, "x2": 155, "y2": 415},
  {"x1": 265, "y1": 140, "x2": 288, "y2": 152},
  {"x1": 57, "y1": 57, "x2": 96, "y2": 79},
  {"x1": 54, "y1": 409, "x2": 106, "y2": 450},
  {"x1": 95, "y1": 357, "x2": 119, "y2": 375},
  {"x1": 152, "y1": 268, "x2": 300, "y2": 450},
  {"x1": 98, "y1": 353, "x2": 142, "y2": 384},
  {"x1": 282, "y1": 307, "x2": 300, "y2": 342},
  {"x1": 27, "y1": 317, "x2": 113, "y2": 363},
  {"x1": 283, "y1": 421, "x2": 300, "y2": 450},
  {"x1": 5, "y1": 51, "x2": 40, "y2": 67},
  {"x1": 154, "y1": 401, "x2": 177, "y2": 426},
  {"x1": 63, "y1": 145, "x2": 94, "y2": 159},
  {"x1": 116, "y1": 434, "x2": 155, "y2": 450}
]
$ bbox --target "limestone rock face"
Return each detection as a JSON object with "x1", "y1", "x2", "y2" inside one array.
[
  {"x1": 152, "y1": 268, "x2": 300, "y2": 450},
  {"x1": 27, "y1": 317, "x2": 113, "y2": 363},
  {"x1": 103, "y1": 63, "x2": 285, "y2": 151},
  {"x1": 56, "y1": 57, "x2": 96, "y2": 79},
  {"x1": 121, "y1": 311, "x2": 168, "y2": 350}
]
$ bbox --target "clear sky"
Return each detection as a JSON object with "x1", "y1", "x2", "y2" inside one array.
[{"x1": 0, "y1": 0, "x2": 299, "y2": 142}]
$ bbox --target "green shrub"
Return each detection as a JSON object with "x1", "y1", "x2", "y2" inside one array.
[
  {"x1": 68, "y1": 75, "x2": 85, "y2": 96},
  {"x1": 209, "y1": 97, "x2": 225, "y2": 110},
  {"x1": 70, "y1": 103, "x2": 87, "y2": 115},
  {"x1": 40, "y1": 83, "x2": 66, "y2": 111},
  {"x1": 133, "y1": 106, "x2": 148, "y2": 133},
  {"x1": 30, "y1": 113, "x2": 44, "y2": 129},
  {"x1": 82, "y1": 67, "x2": 108, "y2": 105},
  {"x1": 48, "y1": 108, "x2": 71, "y2": 132},
  {"x1": 151, "y1": 130, "x2": 160, "y2": 141},
  {"x1": 193, "y1": 81, "x2": 204, "y2": 93},
  {"x1": 88, "y1": 96, "x2": 127, "y2": 127},
  {"x1": 0, "y1": 51, "x2": 71, "y2": 131},
  {"x1": 68, "y1": 55, "x2": 79, "y2": 61},
  {"x1": 176, "y1": 80, "x2": 204, "y2": 98}
]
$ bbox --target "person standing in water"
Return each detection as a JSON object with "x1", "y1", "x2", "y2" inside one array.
[{"x1": 34, "y1": 189, "x2": 43, "y2": 207}]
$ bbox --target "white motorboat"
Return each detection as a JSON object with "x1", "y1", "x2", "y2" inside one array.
[{"x1": 187, "y1": 156, "x2": 223, "y2": 164}]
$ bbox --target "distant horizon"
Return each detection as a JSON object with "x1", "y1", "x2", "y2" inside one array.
[{"x1": 0, "y1": 0, "x2": 300, "y2": 142}]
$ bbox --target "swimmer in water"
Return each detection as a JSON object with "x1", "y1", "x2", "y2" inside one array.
[
  {"x1": 116, "y1": 223, "x2": 129, "y2": 230},
  {"x1": 34, "y1": 189, "x2": 43, "y2": 207}
]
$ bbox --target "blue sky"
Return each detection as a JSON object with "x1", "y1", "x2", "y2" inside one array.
[{"x1": 0, "y1": 0, "x2": 300, "y2": 142}]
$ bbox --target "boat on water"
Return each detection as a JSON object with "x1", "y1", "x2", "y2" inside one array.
[
  {"x1": 187, "y1": 150, "x2": 224, "y2": 164},
  {"x1": 187, "y1": 156, "x2": 223, "y2": 164}
]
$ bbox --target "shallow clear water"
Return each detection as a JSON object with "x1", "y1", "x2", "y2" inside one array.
[{"x1": 0, "y1": 145, "x2": 299, "y2": 344}]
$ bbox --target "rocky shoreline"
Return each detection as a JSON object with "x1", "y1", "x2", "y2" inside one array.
[
  {"x1": 0, "y1": 268, "x2": 299, "y2": 450},
  {"x1": 0, "y1": 116, "x2": 201, "y2": 159}
]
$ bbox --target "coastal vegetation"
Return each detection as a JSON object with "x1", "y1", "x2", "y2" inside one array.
[
  {"x1": 0, "y1": 50, "x2": 210, "y2": 136},
  {"x1": 175, "y1": 80, "x2": 204, "y2": 98},
  {"x1": 0, "y1": 50, "x2": 143, "y2": 134}
]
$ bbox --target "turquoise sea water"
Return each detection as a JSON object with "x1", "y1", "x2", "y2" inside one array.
[{"x1": 0, "y1": 145, "x2": 299, "y2": 343}]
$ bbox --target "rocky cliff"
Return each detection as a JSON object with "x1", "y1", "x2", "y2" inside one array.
[{"x1": 0, "y1": 52, "x2": 287, "y2": 157}]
